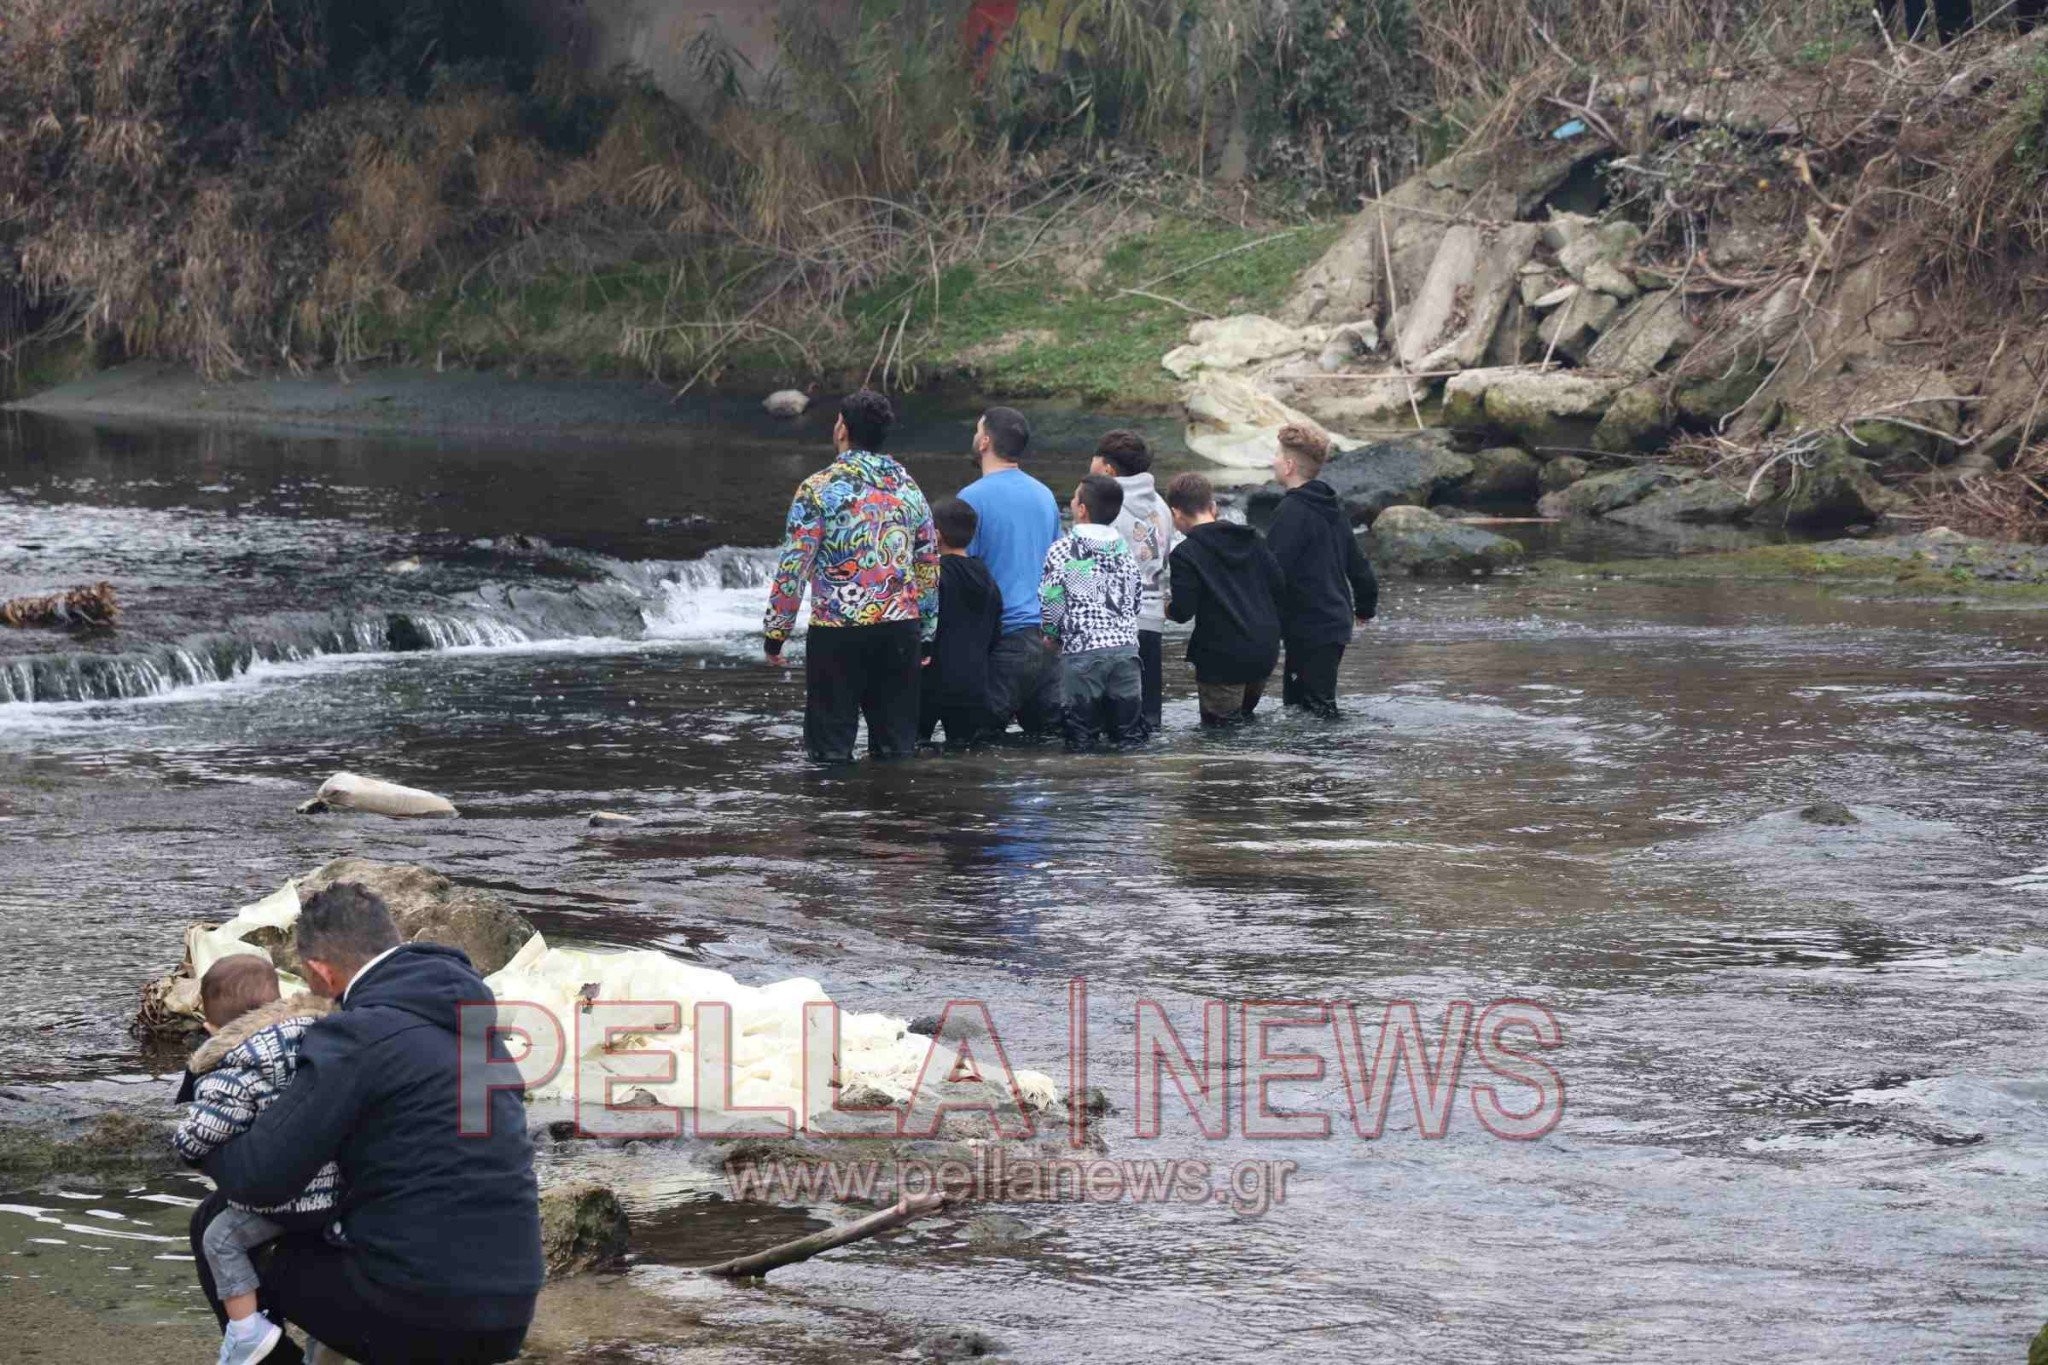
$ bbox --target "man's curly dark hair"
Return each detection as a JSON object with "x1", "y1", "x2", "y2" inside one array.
[{"x1": 839, "y1": 389, "x2": 894, "y2": 452}]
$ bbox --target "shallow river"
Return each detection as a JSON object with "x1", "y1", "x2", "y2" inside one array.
[{"x1": 1, "y1": 403, "x2": 2045, "y2": 1362}]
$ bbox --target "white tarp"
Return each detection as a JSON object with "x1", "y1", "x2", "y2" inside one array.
[
  {"x1": 484, "y1": 933, "x2": 1060, "y2": 1123},
  {"x1": 155, "y1": 882, "x2": 1060, "y2": 1128}
]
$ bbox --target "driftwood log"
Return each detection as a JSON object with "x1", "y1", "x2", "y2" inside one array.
[
  {"x1": 699, "y1": 1193, "x2": 950, "y2": 1280},
  {"x1": 0, "y1": 582, "x2": 117, "y2": 629}
]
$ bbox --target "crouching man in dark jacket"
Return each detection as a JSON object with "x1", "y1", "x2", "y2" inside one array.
[{"x1": 189, "y1": 883, "x2": 542, "y2": 1364}]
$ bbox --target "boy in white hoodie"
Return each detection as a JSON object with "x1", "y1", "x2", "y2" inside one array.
[{"x1": 1091, "y1": 431, "x2": 1174, "y2": 733}]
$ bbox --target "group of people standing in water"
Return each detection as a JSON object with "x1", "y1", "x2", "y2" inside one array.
[{"x1": 762, "y1": 389, "x2": 1378, "y2": 763}]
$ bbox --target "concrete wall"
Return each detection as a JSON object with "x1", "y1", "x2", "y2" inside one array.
[{"x1": 522, "y1": 0, "x2": 860, "y2": 100}]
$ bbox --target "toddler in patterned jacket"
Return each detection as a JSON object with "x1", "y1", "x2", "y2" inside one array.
[
  {"x1": 173, "y1": 954, "x2": 342, "y2": 1365},
  {"x1": 1039, "y1": 474, "x2": 1147, "y2": 750}
]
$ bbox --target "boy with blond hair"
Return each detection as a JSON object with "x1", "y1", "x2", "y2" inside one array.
[{"x1": 1264, "y1": 423, "x2": 1378, "y2": 718}]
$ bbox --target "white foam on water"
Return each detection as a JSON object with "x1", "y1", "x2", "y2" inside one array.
[{"x1": 0, "y1": 545, "x2": 788, "y2": 718}]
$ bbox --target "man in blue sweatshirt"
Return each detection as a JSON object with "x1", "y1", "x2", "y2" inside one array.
[{"x1": 959, "y1": 406, "x2": 1062, "y2": 740}]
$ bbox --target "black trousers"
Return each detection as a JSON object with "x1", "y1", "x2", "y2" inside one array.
[
  {"x1": 190, "y1": 1192, "x2": 530, "y2": 1365},
  {"x1": 1137, "y1": 629, "x2": 1163, "y2": 732},
  {"x1": 804, "y1": 620, "x2": 922, "y2": 762},
  {"x1": 1282, "y1": 639, "x2": 1347, "y2": 719},
  {"x1": 918, "y1": 692, "x2": 989, "y2": 749},
  {"x1": 986, "y1": 627, "x2": 1064, "y2": 740}
]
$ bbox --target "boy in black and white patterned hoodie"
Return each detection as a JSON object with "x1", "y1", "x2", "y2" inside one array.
[
  {"x1": 174, "y1": 954, "x2": 342, "y2": 1365},
  {"x1": 1039, "y1": 474, "x2": 1147, "y2": 750}
]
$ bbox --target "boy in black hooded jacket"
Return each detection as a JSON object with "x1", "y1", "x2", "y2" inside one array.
[
  {"x1": 1164, "y1": 472, "x2": 1285, "y2": 726},
  {"x1": 1263, "y1": 423, "x2": 1378, "y2": 718},
  {"x1": 920, "y1": 496, "x2": 1004, "y2": 749}
]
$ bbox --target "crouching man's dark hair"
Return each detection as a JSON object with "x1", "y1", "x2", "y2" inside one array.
[{"x1": 297, "y1": 883, "x2": 402, "y2": 972}]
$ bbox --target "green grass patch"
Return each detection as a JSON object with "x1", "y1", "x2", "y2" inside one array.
[
  {"x1": 356, "y1": 214, "x2": 1342, "y2": 405},
  {"x1": 837, "y1": 216, "x2": 1344, "y2": 406}
]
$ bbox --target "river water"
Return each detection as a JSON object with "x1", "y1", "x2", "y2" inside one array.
[{"x1": 1, "y1": 404, "x2": 2045, "y2": 1361}]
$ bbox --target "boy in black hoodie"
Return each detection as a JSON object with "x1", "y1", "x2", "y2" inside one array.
[
  {"x1": 1263, "y1": 423, "x2": 1379, "y2": 719},
  {"x1": 921, "y1": 496, "x2": 1005, "y2": 749},
  {"x1": 1164, "y1": 472, "x2": 1285, "y2": 726}
]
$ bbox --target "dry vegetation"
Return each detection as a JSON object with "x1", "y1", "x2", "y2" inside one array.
[{"x1": 3, "y1": 0, "x2": 2048, "y2": 532}]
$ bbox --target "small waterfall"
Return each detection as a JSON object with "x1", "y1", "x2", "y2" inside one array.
[{"x1": 0, "y1": 546, "x2": 786, "y2": 706}]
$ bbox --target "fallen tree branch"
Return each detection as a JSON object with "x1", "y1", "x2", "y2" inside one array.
[
  {"x1": 0, "y1": 582, "x2": 118, "y2": 630},
  {"x1": 699, "y1": 1193, "x2": 950, "y2": 1280},
  {"x1": 1113, "y1": 288, "x2": 1215, "y2": 318}
]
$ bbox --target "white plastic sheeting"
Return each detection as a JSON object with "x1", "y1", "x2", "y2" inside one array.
[{"x1": 484, "y1": 933, "x2": 1061, "y2": 1126}]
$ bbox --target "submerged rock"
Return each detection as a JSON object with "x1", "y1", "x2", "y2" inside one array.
[
  {"x1": 908, "y1": 1011, "x2": 989, "y2": 1042},
  {"x1": 921, "y1": 1326, "x2": 1007, "y2": 1361},
  {"x1": 763, "y1": 390, "x2": 809, "y2": 418},
  {"x1": 540, "y1": 1182, "x2": 630, "y2": 1276},
  {"x1": 1800, "y1": 801, "x2": 1860, "y2": 827},
  {"x1": 1364, "y1": 505, "x2": 1523, "y2": 576},
  {"x1": 0, "y1": 1106, "x2": 177, "y2": 1175}
]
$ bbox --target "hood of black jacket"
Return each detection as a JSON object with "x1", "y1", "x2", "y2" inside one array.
[
  {"x1": 342, "y1": 942, "x2": 489, "y2": 1033},
  {"x1": 1285, "y1": 479, "x2": 1347, "y2": 522},
  {"x1": 942, "y1": 554, "x2": 1000, "y2": 614},
  {"x1": 1186, "y1": 518, "x2": 1266, "y2": 567}
]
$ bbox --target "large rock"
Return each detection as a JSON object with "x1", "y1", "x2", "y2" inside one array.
[
  {"x1": 1460, "y1": 447, "x2": 1542, "y2": 505},
  {"x1": 1444, "y1": 368, "x2": 1631, "y2": 452},
  {"x1": 1537, "y1": 465, "x2": 1689, "y2": 520},
  {"x1": 541, "y1": 1183, "x2": 629, "y2": 1276},
  {"x1": 1246, "y1": 431, "x2": 1473, "y2": 523},
  {"x1": 1535, "y1": 289, "x2": 1621, "y2": 364},
  {"x1": 1364, "y1": 505, "x2": 1523, "y2": 576},
  {"x1": 1584, "y1": 290, "x2": 1698, "y2": 379},
  {"x1": 1283, "y1": 140, "x2": 1600, "y2": 326},
  {"x1": 1399, "y1": 223, "x2": 1543, "y2": 373},
  {"x1": 1591, "y1": 381, "x2": 1671, "y2": 454},
  {"x1": 1539, "y1": 454, "x2": 1591, "y2": 494},
  {"x1": 1553, "y1": 216, "x2": 1644, "y2": 297},
  {"x1": 298, "y1": 859, "x2": 536, "y2": 977},
  {"x1": 1763, "y1": 443, "x2": 1897, "y2": 530},
  {"x1": 1606, "y1": 478, "x2": 1752, "y2": 526},
  {"x1": 1674, "y1": 364, "x2": 1769, "y2": 427}
]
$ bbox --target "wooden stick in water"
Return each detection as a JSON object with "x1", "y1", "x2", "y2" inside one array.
[{"x1": 699, "y1": 1193, "x2": 949, "y2": 1280}]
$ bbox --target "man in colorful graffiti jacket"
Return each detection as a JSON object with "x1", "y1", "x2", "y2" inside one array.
[{"x1": 763, "y1": 388, "x2": 940, "y2": 761}]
